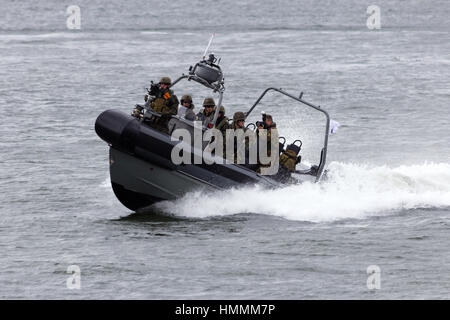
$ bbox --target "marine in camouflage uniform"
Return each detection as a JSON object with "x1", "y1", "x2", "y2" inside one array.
[
  {"x1": 232, "y1": 111, "x2": 246, "y2": 130},
  {"x1": 228, "y1": 112, "x2": 257, "y2": 169},
  {"x1": 214, "y1": 106, "x2": 230, "y2": 135},
  {"x1": 196, "y1": 97, "x2": 216, "y2": 126},
  {"x1": 228, "y1": 111, "x2": 245, "y2": 163},
  {"x1": 150, "y1": 76, "x2": 179, "y2": 133},
  {"x1": 168, "y1": 94, "x2": 196, "y2": 134},
  {"x1": 275, "y1": 142, "x2": 302, "y2": 183},
  {"x1": 178, "y1": 94, "x2": 196, "y2": 121},
  {"x1": 264, "y1": 114, "x2": 277, "y2": 156},
  {"x1": 257, "y1": 114, "x2": 278, "y2": 172},
  {"x1": 213, "y1": 106, "x2": 230, "y2": 155}
]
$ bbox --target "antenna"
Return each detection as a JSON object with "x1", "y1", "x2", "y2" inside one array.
[{"x1": 202, "y1": 34, "x2": 215, "y2": 60}]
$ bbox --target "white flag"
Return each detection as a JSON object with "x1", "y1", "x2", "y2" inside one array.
[{"x1": 329, "y1": 119, "x2": 340, "y2": 134}]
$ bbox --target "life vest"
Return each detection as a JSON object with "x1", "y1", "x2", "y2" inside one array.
[
  {"x1": 279, "y1": 140, "x2": 302, "y2": 172},
  {"x1": 152, "y1": 89, "x2": 173, "y2": 113}
]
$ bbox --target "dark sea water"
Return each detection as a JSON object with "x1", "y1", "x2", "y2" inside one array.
[{"x1": 0, "y1": 0, "x2": 449, "y2": 299}]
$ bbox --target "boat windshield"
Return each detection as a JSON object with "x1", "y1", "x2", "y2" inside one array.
[{"x1": 245, "y1": 88, "x2": 330, "y2": 182}]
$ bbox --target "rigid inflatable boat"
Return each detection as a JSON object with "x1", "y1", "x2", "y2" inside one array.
[{"x1": 95, "y1": 54, "x2": 331, "y2": 211}]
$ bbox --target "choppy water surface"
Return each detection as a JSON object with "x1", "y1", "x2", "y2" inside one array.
[{"x1": 0, "y1": 0, "x2": 449, "y2": 299}]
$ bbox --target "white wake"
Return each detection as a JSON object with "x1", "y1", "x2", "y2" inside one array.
[{"x1": 154, "y1": 162, "x2": 450, "y2": 222}]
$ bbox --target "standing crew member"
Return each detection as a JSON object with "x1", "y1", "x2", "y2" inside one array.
[{"x1": 150, "y1": 76, "x2": 179, "y2": 133}]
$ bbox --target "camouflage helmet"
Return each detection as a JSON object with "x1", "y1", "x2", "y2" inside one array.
[
  {"x1": 233, "y1": 111, "x2": 246, "y2": 122},
  {"x1": 203, "y1": 97, "x2": 215, "y2": 107},
  {"x1": 181, "y1": 94, "x2": 192, "y2": 103},
  {"x1": 219, "y1": 105, "x2": 225, "y2": 114},
  {"x1": 159, "y1": 76, "x2": 171, "y2": 85}
]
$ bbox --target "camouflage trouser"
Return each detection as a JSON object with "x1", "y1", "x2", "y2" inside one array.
[
  {"x1": 273, "y1": 167, "x2": 296, "y2": 184},
  {"x1": 149, "y1": 116, "x2": 169, "y2": 134}
]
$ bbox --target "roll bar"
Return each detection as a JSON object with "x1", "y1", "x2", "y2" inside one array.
[
  {"x1": 168, "y1": 75, "x2": 330, "y2": 182},
  {"x1": 170, "y1": 74, "x2": 225, "y2": 130},
  {"x1": 245, "y1": 88, "x2": 330, "y2": 182}
]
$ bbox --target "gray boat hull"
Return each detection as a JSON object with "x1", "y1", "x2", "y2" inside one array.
[
  {"x1": 96, "y1": 109, "x2": 283, "y2": 211},
  {"x1": 110, "y1": 147, "x2": 220, "y2": 210}
]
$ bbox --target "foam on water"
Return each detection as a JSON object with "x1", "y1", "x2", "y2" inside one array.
[
  {"x1": 100, "y1": 176, "x2": 111, "y2": 189},
  {"x1": 0, "y1": 32, "x2": 85, "y2": 42},
  {"x1": 155, "y1": 162, "x2": 450, "y2": 222}
]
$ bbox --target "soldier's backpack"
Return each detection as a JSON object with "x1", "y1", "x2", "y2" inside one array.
[{"x1": 279, "y1": 140, "x2": 302, "y2": 172}]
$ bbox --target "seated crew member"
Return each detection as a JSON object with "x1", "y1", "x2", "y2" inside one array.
[
  {"x1": 196, "y1": 97, "x2": 215, "y2": 126},
  {"x1": 256, "y1": 114, "x2": 277, "y2": 172},
  {"x1": 209, "y1": 105, "x2": 230, "y2": 155},
  {"x1": 214, "y1": 106, "x2": 230, "y2": 135},
  {"x1": 274, "y1": 140, "x2": 302, "y2": 183},
  {"x1": 178, "y1": 94, "x2": 196, "y2": 121},
  {"x1": 229, "y1": 112, "x2": 257, "y2": 168}
]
